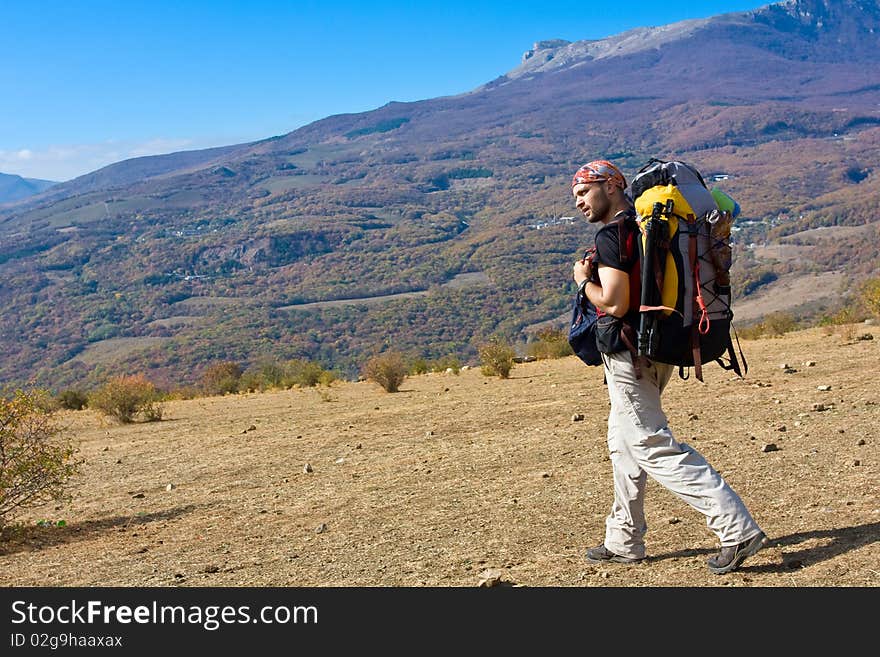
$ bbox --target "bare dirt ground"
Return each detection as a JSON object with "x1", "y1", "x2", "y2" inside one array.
[{"x1": 1, "y1": 325, "x2": 877, "y2": 588}]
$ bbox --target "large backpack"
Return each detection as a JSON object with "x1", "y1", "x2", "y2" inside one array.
[{"x1": 629, "y1": 158, "x2": 746, "y2": 381}]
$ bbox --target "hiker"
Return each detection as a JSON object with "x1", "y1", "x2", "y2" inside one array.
[{"x1": 570, "y1": 159, "x2": 767, "y2": 574}]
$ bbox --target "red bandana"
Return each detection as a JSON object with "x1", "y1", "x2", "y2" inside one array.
[{"x1": 571, "y1": 160, "x2": 626, "y2": 189}]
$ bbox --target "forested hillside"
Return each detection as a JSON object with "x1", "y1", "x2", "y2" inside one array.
[{"x1": 1, "y1": 0, "x2": 878, "y2": 391}]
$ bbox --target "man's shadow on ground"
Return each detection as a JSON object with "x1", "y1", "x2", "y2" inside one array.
[{"x1": 648, "y1": 521, "x2": 879, "y2": 573}]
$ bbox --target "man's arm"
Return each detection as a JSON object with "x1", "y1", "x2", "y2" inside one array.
[{"x1": 586, "y1": 264, "x2": 630, "y2": 317}]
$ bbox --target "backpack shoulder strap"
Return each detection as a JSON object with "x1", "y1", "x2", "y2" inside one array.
[{"x1": 611, "y1": 208, "x2": 639, "y2": 266}]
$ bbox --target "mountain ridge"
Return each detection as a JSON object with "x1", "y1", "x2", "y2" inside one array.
[
  {"x1": 1, "y1": 0, "x2": 878, "y2": 392},
  {"x1": 5, "y1": 0, "x2": 878, "y2": 214},
  {"x1": 0, "y1": 172, "x2": 57, "y2": 204}
]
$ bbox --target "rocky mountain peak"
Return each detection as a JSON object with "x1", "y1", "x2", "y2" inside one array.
[
  {"x1": 782, "y1": 0, "x2": 879, "y2": 20},
  {"x1": 500, "y1": 0, "x2": 879, "y2": 83},
  {"x1": 521, "y1": 39, "x2": 572, "y2": 64},
  {"x1": 757, "y1": 0, "x2": 880, "y2": 30},
  {"x1": 502, "y1": 17, "x2": 713, "y2": 80},
  {"x1": 749, "y1": 0, "x2": 880, "y2": 59}
]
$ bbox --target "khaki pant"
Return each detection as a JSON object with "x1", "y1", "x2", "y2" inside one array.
[{"x1": 601, "y1": 351, "x2": 762, "y2": 559}]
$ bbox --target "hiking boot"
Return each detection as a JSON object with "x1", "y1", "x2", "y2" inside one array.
[
  {"x1": 585, "y1": 544, "x2": 644, "y2": 564},
  {"x1": 707, "y1": 532, "x2": 768, "y2": 575}
]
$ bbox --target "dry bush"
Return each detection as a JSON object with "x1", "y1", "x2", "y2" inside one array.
[
  {"x1": 739, "y1": 312, "x2": 798, "y2": 339},
  {"x1": 89, "y1": 375, "x2": 163, "y2": 423},
  {"x1": 761, "y1": 311, "x2": 798, "y2": 337},
  {"x1": 859, "y1": 276, "x2": 880, "y2": 318},
  {"x1": 165, "y1": 386, "x2": 198, "y2": 401},
  {"x1": 0, "y1": 389, "x2": 81, "y2": 533},
  {"x1": 56, "y1": 389, "x2": 88, "y2": 411},
  {"x1": 737, "y1": 324, "x2": 765, "y2": 340},
  {"x1": 829, "y1": 307, "x2": 859, "y2": 325},
  {"x1": 201, "y1": 361, "x2": 243, "y2": 396},
  {"x1": 239, "y1": 359, "x2": 287, "y2": 392},
  {"x1": 838, "y1": 322, "x2": 858, "y2": 342},
  {"x1": 737, "y1": 318, "x2": 770, "y2": 339},
  {"x1": 478, "y1": 336, "x2": 516, "y2": 379},
  {"x1": 819, "y1": 307, "x2": 860, "y2": 342},
  {"x1": 408, "y1": 358, "x2": 429, "y2": 375},
  {"x1": 428, "y1": 355, "x2": 461, "y2": 374},
  {"x1": 287, "y1": 359, "x2": 335, "y2": 387},
  {"x1": 362, "y1": 352, "x2": 407, "y2": 393},
  {"x1": 527, "y1": 328, "x2": 573, "y2": 360}
]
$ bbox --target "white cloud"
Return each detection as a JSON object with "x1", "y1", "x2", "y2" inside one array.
[{"x1": 0, "y1": 136, "x2": 249, "y2": 182}]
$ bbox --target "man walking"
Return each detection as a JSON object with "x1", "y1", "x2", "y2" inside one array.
[{"x1": 570, "y1": 159, "x2": 766, "y2": 574}]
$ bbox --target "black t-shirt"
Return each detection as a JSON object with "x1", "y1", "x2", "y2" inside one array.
[{"x1": 593, "y1": 210, "x2": 641, "y2": 329}]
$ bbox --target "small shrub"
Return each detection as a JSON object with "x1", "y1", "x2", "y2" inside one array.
[
  {"x1": 740, "y1": 312, "x2": 798, "y2": 339},
  {"x1": 829, "y1": 307, "x2": 859, "y2": 325},
  {"x1": 428, "y1": 355, "x2": 461, "y2": 374},
  {"x1": 527, "y1": 328, "x2": 573, "y2": 360},
  {"x1": 89, "y1": 374, "x2": 163, "y2": 423},
  {"x1": 201, "y1": 361, "x2": 243, "y2": 396},
  {"x1": 166, "y1": 385, "x2": 198, "y2": 401},
  {"x1": 858, "y1": 277, "x2": 880, "y2": 318},
  {"x1": 141, "y1": 402, "x2": 164, "y2": 422},
  {"x1": 816, "y1": 307, "x2": 860, "y2": 341},
  {"x1": 286, "y1": 359, "x2": 333, "y2": 387},
  {"x1": 737, "y1": 323, "x2": 765, "y2": 340},
  {"x1": 238, "y1": 359, "x2": 287, "y2": 392},
  {"x1": 318, "y1": 370, "x2": 338, "y2": 386},
  {"x1": 255, "y1": 360, "x2": 287, "y2": 389},
  {"x1": 409, "y1": 358, "x2": 429, "y2": 375},
  {"x1": 840, "y1": 324, "x2": 857, "y2": 342},
  {"x1": 56, "y1": 389, "x2": 88, "y2": 411},
  {"x1": 0, "y1": 389, "x2": 81, "y2": 533},
  {"x1": 362, "y1": 352, "x2": 407, "y2": 393},
  {"x1": 236, "y1": 371, "x2": 263, "y2": 393},
  {"x1": 761, "y1": 311, "x2": 797, "y2": 337},
  {"x1": 479, "y1": 336, "x2": 516, "y2": 379}
]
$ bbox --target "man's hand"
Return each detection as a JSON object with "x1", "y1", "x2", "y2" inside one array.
[{"x1": 573, "y1": 256, "x2": 593, "y2": 287}]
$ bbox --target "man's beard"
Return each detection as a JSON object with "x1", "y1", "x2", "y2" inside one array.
[{"x1": 587, "y1": 204, "x2": 610, "y2": 224}]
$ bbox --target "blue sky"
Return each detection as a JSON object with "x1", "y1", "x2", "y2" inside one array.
[{"x1": 1, "y1": 0, "x2": 770, "y2": 181}]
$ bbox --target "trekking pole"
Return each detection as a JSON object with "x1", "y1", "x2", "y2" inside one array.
[{"x1": 638, "y1": 201, "x2": 664, "y2": 358}]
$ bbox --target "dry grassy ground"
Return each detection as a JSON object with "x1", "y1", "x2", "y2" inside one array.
[{"x1": 1, "y1": 325, "x2": 877, "y2": 588}]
